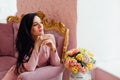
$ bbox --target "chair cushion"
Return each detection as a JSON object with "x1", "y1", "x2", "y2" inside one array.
[
  {"x1": 0, "y1": 71, "x2": 8, "y2": 80},
  {"x1": 0, "y1": 23, "x2": 14, "y2": 56},
  {"x1": 0, "y1": 56, "x2": 16, "y2": 72},
  {"x1": 12, "y1": 22, "x2": 20, "y2": 57},
  {"x1": 13, "y1": 22, "x2": 19, "y2": 41}
]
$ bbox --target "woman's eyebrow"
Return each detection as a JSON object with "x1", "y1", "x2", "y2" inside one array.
[
  {"x1": 33, "y1": 22, "x2": 38, "y2": 24},
  {"x1": 33, "y1": 20, "x2": 41, "y2": 23},
  {"x1": 33, "y1": 22, "x2": 37, "y2": 23}
]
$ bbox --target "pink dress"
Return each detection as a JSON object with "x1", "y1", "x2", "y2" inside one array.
[{"x1": 2, "y1": 44, "x2": 60, "y2": 80}]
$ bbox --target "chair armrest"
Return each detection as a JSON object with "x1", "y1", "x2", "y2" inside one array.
[{"x1": 17, "y1": 64, "x2": 64, "y2": 80}]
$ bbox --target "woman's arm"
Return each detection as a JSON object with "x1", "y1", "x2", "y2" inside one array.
[
  {"x1": 49, "y1": 34, "x2": 61, "y2": 66},
  {"x1": 23, "y1": 34, "x2": 54, "y2": 71},
  {"x1": 23, "y1": 36, "x2": 43, "y2": 71},
  {"x1": 40, "y1": 34, "x2": 61, "y2": 66},
  {"x1": 23, "y1": 49, "x2": 40, "y2": 71},
  {"x1": 50, "y1": 50, "x2": 61, "y2": 66}
]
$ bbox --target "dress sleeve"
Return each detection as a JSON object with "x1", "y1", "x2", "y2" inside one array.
[
  {"x1": 49, "y1": 34, "x2": 61, "y2": 66},
  {"x1": 50, "y1": 50, "x2": 61, "y2": 66},
  {"x1": 23, "y1": 49, "x2": 41, "y2": 71}
]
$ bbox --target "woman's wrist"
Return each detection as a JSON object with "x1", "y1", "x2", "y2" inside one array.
[{"x1": 34, "y1": 46, "x2": 39, "y2": 53}]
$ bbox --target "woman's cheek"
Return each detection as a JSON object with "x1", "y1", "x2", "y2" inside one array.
[{"x1": 31, "y1": 28, "x2": 38, "y2": 35}]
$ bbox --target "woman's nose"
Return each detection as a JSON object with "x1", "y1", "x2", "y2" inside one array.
[{"x1": 38, "y1": 23, "x2": 42, "y2": 28}]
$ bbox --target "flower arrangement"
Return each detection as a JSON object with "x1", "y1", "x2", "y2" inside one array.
[{"x1": 64, "y1": 48, "x2": 96, "y2": 74}]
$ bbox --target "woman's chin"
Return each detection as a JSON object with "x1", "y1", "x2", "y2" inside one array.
[{"x1": 39, "y1": 33, "x2": 44, "y2": 36}]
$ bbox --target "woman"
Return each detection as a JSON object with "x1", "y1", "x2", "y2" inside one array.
[{"x1": 2, "y1": 13, "x2": 61, "y2": 80}]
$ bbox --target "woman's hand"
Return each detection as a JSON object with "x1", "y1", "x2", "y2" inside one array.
[
  {"x1": 34, "y1": 36, "x2": 43, "y2": 53},
  {"x1": 41, "y1": 37, "x2": 56, "y2": 52},
  {"x1": 34, "y1": 34, "x2": 56, "y2": 52}
]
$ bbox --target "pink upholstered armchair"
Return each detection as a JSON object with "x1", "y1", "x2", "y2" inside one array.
[{"x1": 0, "y1": 11, "x2": 69, "y2": 80}]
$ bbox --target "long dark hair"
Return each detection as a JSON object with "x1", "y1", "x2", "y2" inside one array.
[{"x1": 15, "y1": 13, "x2": 37, "y2": 74}]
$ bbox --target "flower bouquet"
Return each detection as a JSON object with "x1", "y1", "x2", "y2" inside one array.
[{"x1": 64, "y1": 48, "x2": 96, "y2": 80}]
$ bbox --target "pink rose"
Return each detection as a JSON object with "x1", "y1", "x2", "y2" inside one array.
[
  {"x1": 69, "y1": 49, "x2": 80, "y2": 56},
  {"x1": 72, "y1": 49, "x2": 80, "y2": 54},
  {"x1": 69, "y1": 58, "x2": 77, "y2": 66},
  {"x1": 64, "y1": 58, "x2": 71, "y2": 68},
  {"x1": 80, "y1": 67, "x2": 87, "y2": 73},
  {"x1": 76, "y1": 63, "x2": 82, "y2": 70}
]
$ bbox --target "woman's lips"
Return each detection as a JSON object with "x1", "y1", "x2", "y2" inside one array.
[{"x1": 39, "y1": 29, "x2": 43, "y2": 32}]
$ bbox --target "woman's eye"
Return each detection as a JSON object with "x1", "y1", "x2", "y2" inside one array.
[
  {"x1": 33, "y1": 22, "x2": 43, "y2": 26},
  {"x1": 33, "y1": 23, "x2": 38, "y2": 26}
]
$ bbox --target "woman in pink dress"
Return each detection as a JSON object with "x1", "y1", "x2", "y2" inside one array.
[{"x1": 2, "y1": 13, "x2": 61, "y2": 80}]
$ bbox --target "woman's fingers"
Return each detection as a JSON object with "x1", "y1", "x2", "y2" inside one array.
[
  {"x1": 41, "y1": 39, "x2": 56, "y2": 51},
  {"x1": 41, "y1": 39, "x2": 52, "y2": 46},
  {"x1": 35, "y1": 35, "x2": 56, "y2": 52}
]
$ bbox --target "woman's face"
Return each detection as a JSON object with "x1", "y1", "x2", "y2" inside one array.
[{"x1": 31, "y1": 16, "x2": 44, "y2": 38}]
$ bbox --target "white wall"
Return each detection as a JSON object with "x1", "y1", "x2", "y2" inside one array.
[
  {"x1": 77, "y1": 0, "x2": 120, "y2": 77},
  {"x1": 0, "y1": 0, "x2": 17, "y2": 23}
]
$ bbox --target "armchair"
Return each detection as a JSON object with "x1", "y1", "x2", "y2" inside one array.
[{"x1": 0, "y1": 11, "x2": 69, "y2": 80}]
